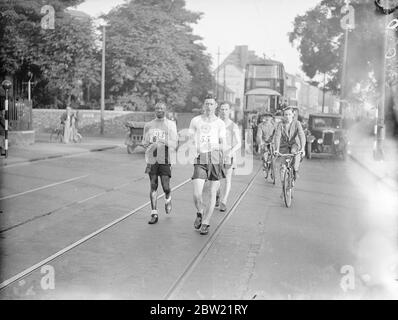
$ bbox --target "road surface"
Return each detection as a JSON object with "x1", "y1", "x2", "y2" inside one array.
[{"x1": 0, "y1": 145, "x2": 397, "y2": 299}]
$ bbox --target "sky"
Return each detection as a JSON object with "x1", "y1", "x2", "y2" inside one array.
[{"x1": 74, "y1": 0, "x2": 321, "y2": 75}]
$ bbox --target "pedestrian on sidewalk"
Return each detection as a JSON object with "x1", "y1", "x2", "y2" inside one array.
[
  {"x1": 216, "y1": 102, "x2": 241, "y2": 212},
  {"x1": 143, "y1": 102, "x2": 178, "y2": 225},
  {"x1": 61, "y1": 107, "x2": 73, "y2": 144},
  {"x1": 189, "y1": 94, "x2": 227, "y2": 235},
  {"x1": 71, "y1": 110, "x2": 82, "y2": 142}
]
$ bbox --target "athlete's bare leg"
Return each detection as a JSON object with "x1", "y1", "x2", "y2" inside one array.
[
  {"x1": 202, "y1": 180, "x2": 220, "y2": 225},
  {"x1": 149, "y1": 175, "x2": 158, "y2": 210},
  {"x1": 220, "y1": 167, "x2": 233, "y2": 206},
  {"x1": 192, "y1": 178, "x2": 206, "y2": 214}
]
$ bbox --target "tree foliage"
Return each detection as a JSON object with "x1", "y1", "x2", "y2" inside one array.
[
  {"x1": 0, "y1": 0, "x2": 99, "y2": 107},
  {"x1": 0, "y1": 0, "x2": 213, "y2": 110},
  {"x1": 102, "y1": 0, "x2": 213, "y2": 110},
  {"x1": 289, "y1": 0, "x2": 394, "y2": 98},
  {"x1": 183, "y1": 46, "x2": 214, "y2": 112}
]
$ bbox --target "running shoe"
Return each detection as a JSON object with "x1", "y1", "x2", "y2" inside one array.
[
  {"x1": 194, "y1": 212, "x2": 202, "y2": 230},
  {"x1": 148, "y1": 214, "x2": 158, "y2": 224},
  {"x1": 200, "y1": 224, "x2": 210, "y2": 235},
  {"x1": 219, "y1": 202, "x2": 227, "y2": 212}
]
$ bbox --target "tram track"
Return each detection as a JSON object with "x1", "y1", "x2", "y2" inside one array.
[
  {"x1": 164, "y1": 166, "x2": 261, "y2": 300},
  {"x1": 0, "y1": 165, "x2": 261, "y2": 298},
  {"x1": 0, "y1": 175, "x2": 146, "y2": 234},
  {"x1": 0, "y1": 155, "x2": 389, "y2": 299},
  {"x1": 0, "y1": 178, "x2": 191, "y2": 291},
  {"x1": 0, "y1": 151, "x2": 147, "y2": 233},
  {"x1": 0, "y1": 144, "x2": 124, "y2": 169},
  {"x1": 0, "y1": 175, "x2": 89, "y2": 201}
]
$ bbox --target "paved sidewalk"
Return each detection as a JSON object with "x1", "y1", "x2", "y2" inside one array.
[
  {"x1": 348, "y1": 123, "x2": 398, "y2": 190},
  {"x1": 0, "y1": 133, "x2": 127, "y2": 166}
]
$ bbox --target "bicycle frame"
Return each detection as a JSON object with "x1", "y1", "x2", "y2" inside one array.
[
  {"x1": 261, "y1": 144, "x2": 276, "y2": 184},
  {"x1": 276, "y1": 152, "x2": 300, "y2": 207}
]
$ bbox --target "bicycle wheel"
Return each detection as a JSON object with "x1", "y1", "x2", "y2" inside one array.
[
  {"x1": 263, "y1": 160, "x2": 269, "y2": 180},
  {"x1": 283, "y1": 169, "x2": 292, "y2": 207},
  {"x1": 75, "y1": 133, "x2": 82, "y2": 143},
  {"x1": 270, "y1": 158, "x2": 276, "y2": 185}
]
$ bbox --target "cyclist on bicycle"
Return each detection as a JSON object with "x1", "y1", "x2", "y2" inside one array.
[
  {"x1": 273, "y1": 106, "x2": 306, "y2": 182},
  {"x1": 256, "y1": 112, "x2": 275, "y2": 171}
]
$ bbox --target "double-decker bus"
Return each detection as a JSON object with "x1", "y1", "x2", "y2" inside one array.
[
  {"x1": 244, "y1": 60, "x2": 286, "y2": 114},
  {"x1": 243, "y1": 60, "x2": 287, "y2": 151}
]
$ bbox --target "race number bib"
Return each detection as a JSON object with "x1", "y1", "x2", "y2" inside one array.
[
  {"x1": 151, "y1": 129, "x2": 166, "y2": 141},
  {"x1": 199, "y1": 123, "x2": 212, "y2": 146},
  {"x1": 200, "y1": 135, "x2": 211, "y2": 144}
]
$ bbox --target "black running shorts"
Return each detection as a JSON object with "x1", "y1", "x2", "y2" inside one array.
[
  {"x1": 145, "y1": 163, "x2": 171, "y2": 177},
  {"x1": 192, "y1": 163, "x2": 225, "y2": 181}
]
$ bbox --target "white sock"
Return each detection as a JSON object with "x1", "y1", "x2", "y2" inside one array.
[
  {"x1": 165, "y1": 196, "x2": 171, "y2": 203},
  {"x1": 151, "y1": 210, "x2": 158, "y2": 216}
]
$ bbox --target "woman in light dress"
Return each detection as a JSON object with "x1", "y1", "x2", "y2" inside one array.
[{"x1": 62, "y1": 107, "x2": 73, "y2": 143}]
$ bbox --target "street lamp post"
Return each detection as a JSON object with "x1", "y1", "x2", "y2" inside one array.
[
  {"x1": 27, "y1": 71, "x2": 33, "y2": 102},
  {"x1": 100, "y1": 24, "x2": 106, "y2": 135}
]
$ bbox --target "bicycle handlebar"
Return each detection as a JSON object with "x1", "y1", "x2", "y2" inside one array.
[{"x1": 274, "y1": 152, "x2": 301, "y2": 157}]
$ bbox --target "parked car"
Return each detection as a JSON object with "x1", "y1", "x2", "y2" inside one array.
[{"x1": 305, "y1": 113, "x2": 349, "y2": 160}]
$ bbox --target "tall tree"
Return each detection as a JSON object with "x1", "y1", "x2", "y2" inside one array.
[
  {"x1": 183, "y1": 45, "x2": 214, "y2": 112},
  {"x1": 289, "y1": 0, "x2": 394, "y2": 97},
  {"x1": 0, "y1": 0, "x2": 100, "y2": 107},
  {"x1": 102, "y1": 0, "x2": 213, "y2": 110}
]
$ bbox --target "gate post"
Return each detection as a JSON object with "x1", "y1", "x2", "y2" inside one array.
[{"x1": 1, "y1": 80, "x2": 12, "y2": 158}]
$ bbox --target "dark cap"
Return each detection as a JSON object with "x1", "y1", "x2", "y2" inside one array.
[
  {"x1": 204, "y1": 92, "x2": 216, "y2": 100},
  {"x1": 283, "y1": 106, "x2": 294, "y2": 112}
]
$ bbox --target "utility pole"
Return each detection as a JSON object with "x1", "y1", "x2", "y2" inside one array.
[
  {"x1": 339, "y1": 28, "x2": 349, "y2": 115},
  {"x1": 223, "y1": 64, "x2": 226, "y2": 101},
  {"x1": 100, "y1": 24, "x2": 106, "y2": 135},
  {"x1": 322, "y1": 72, "x2": 326, "y2": 113},
  {"x1": 216, "y1": 47, "x2": 220, "y2": 100},
  {"x1": 339, "y1": 0, "x2": 354, "y2": 115},
  {"x1": 374, "y1": 5, "x2": 393, "y2": 161}
]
